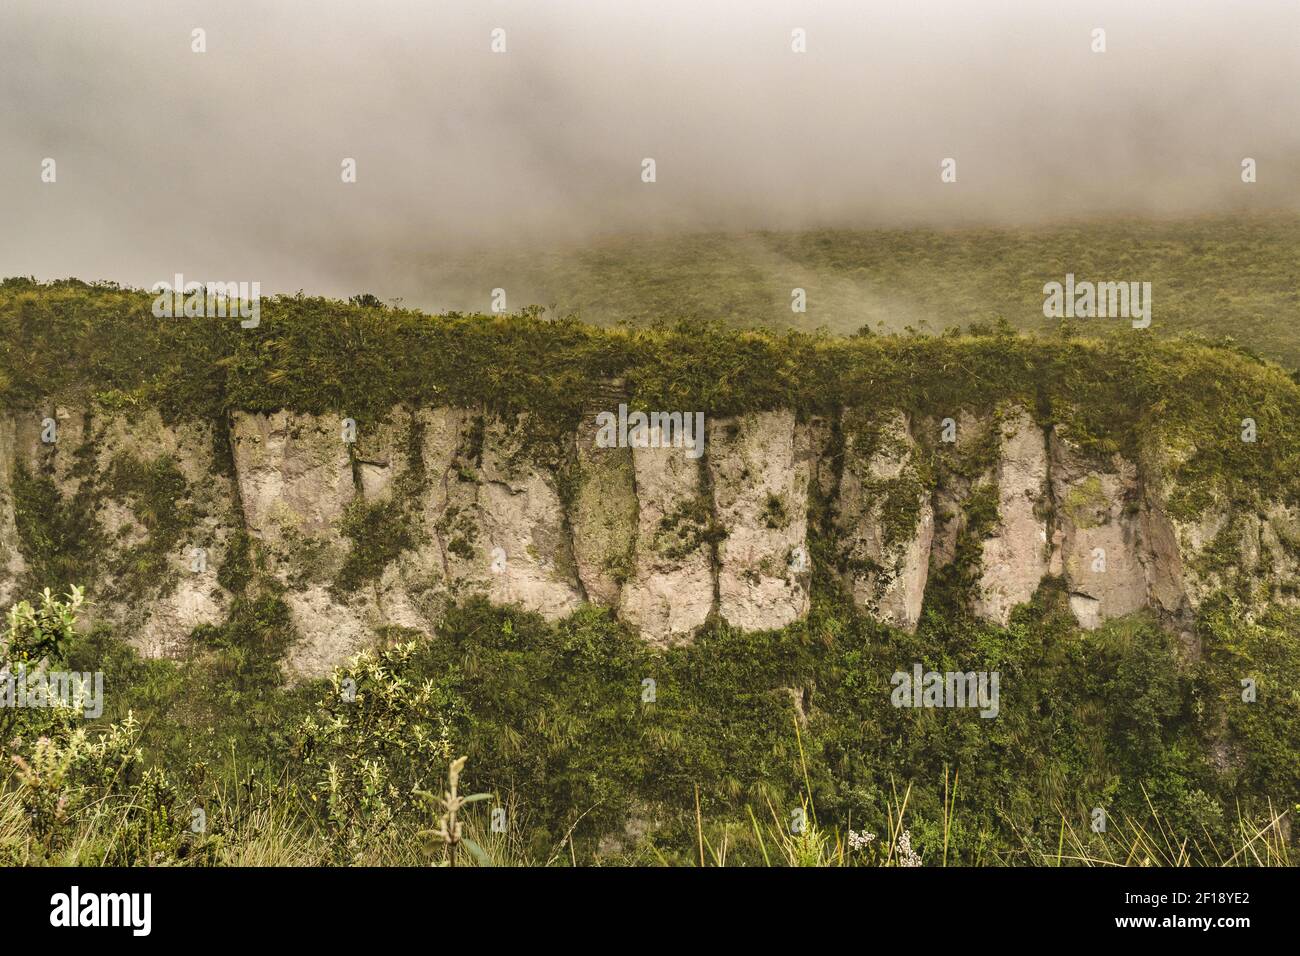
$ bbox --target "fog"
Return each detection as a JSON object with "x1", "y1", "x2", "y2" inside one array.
[{"x1": 1, "y1": 0, "x2": 1297, "y2": 305}]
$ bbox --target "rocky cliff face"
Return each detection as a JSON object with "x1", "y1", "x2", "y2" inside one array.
[
  {"x1": 834, "y1": 409, "x2": 932, "y2": 630},
  {"x1": 1, "y1": 400, "x2": 1293, "y2": 677}
]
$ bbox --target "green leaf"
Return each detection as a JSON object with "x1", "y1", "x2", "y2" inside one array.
[{"x1": 461, "y1": 837, "x2": 493, "y2": 867}]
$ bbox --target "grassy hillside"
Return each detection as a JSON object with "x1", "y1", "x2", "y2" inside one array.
[{"x1": 415, "y1": 215, "x2": 1300, "y2": 368}]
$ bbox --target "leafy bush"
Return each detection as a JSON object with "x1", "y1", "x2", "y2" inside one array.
[
  {"x1": 298, "y1": 641, "x2": 463, "y2": 862},
  {"x1": 3, "y1": 585, "x2": 83, "y2": 670}
]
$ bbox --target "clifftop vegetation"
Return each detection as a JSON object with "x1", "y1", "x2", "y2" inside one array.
[{"x1": 3, "y1": 278, "x2": 1299, "y2": 509}]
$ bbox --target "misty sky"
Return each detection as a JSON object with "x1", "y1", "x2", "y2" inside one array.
[{"x1": 2, "y1": 0, "x2": 1297, "y2": 304}]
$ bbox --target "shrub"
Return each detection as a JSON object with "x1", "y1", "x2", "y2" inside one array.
[{"x1": 298, "y1": 641, "x2": 464, "y2": 862}]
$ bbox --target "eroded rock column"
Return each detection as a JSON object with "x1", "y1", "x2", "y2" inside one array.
[
  {"x1": 835, "y1": 409, "x2": 932, "y2": 631},
  {"x1": 708, "y1": 410, "x2": 811, "y2": 631},
  {"x1": 619, "y1": 440, "x2": 715, "y2": 646},
  {"x1": 231, "y1": 410, "x2": 373, "y2": 677},
  {"x1": 972, "y1": 407, "x2": 1052, "y2": 625},
  {"x1": 1048, "y1": 429, "x2": 1149, "y2": 629}
]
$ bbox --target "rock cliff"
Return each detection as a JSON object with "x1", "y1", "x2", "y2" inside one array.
[{"x1": 1, "y1": 399, "x2": 1293, "y2": 676}]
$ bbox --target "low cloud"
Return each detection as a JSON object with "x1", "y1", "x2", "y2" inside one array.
[{"x1": 1, "y1": 0, "x2": 1296, "y2": 304}]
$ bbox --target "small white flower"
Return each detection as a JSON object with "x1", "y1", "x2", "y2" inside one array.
[
  {"x1": 895, "y1": 828, "x2": 921, "y2": 867},
  {"x1": 848, "y1": 829, "x2": 876, "y2": 851}
]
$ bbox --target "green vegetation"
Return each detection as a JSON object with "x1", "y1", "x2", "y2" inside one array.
[
  {"x1": 656, "y1": 494, "x2": 725, "y2": 561},
  {"x1": 4, "y1": 277, "x2": 1298, "y2": 517},
  {"x1": 1, "y1": 582, "x2": 1294, "y2": 866},
  {"x1": 417, "y1": 215, "x2": 1300, "y2": 366},
  {"x1": 11, "y1": 464, "x2": 106, "y2": 597},
  {"x1": 0, "y1": 269, "x2": 1296, "y2": 866},
  {"x1": 103, "y1": 453, "x2": 199, "y2": 602},
  {"x1": 333, "y1": 497, "x2": 420, "y2": 597}
]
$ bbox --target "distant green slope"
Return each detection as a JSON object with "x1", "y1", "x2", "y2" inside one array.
[{"x1": 414, "y1": 215, "x2": 1300, "y2": 367}]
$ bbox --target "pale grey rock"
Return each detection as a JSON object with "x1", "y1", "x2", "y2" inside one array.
[
  {"x1": 7, "y1": 406, "x2": 233, "y2": 657},
  {"x1": 708, "y1": 410, "x2": 811, "y2": 631},
  {"x1": 384, "y1": 409, "x2": 583, "y2": 624},
  {"x1": 0, "y1": 413, "x2": 27, "y2": 611},
  {"x1": 372, "y1": 407, "x2": 471, "y2": 632},
  {"x1": 474, "y1": 416, "x2": 583, "y2": 618},
  {"x1": 230, "y1": 410, "x2": 356, "y2": 560},
  {"x1": 0, "y1": 394, "x2": 1287, "y2": 676},
  {"x1": 972, "y1": 407, "x2": 1052, "y2": 625},
  {"x1": 619, "y1": 440, "x2": 715, "y2": 646},
  {"x1": 1049, "y1": 431, "x2": 1148, "y2": 628},
  {"x1": 835, "y1": 409, "x2": 932, "y2": 631},
  {"x1": 230, "y1": 410, "x2": 368, "y2": 676}
]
